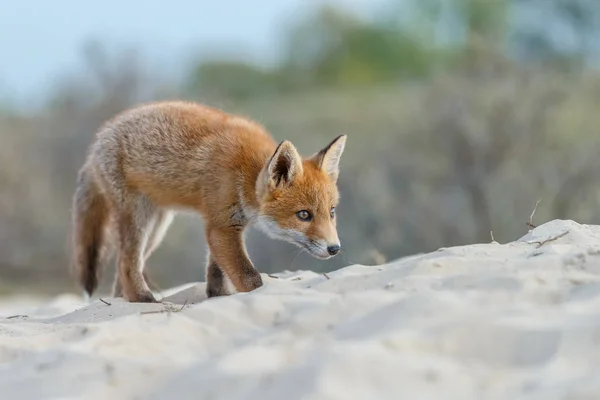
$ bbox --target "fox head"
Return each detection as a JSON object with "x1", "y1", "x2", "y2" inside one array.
[{"x1": 255, "y1": 134, "x2": 347, "y2": 260}]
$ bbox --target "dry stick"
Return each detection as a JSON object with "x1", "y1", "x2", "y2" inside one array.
[
  {"x1": 531, "y1": 230, "x2": 570, "y2": 248},
  {"x1": 177, "y1": 300, "x2": 188, "y2": 312},
  {"x1": 6, "y1": 315, "x2": 28, "y2": 319},
  {"x1": 139, "y1": 310, "x2": 169, "y2": 315},
  {"x1": 140, "y1": 300, "x2": 188, "y2": 315},
  {"x1": 527, "y1": 198, "x2": 543, "y2": 229},
  {"x1": 99, "y1": 298, "x2": 111, "y2": 306},
  {"x1": 323, "y1": 273, "x2": 330, "y2": 280},
  {"x1": 267, "y1": 274, "x2": 279, "y2": 279}
]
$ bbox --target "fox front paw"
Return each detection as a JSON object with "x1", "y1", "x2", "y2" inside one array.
[
  {"x1": 126, "y1": 290, "x2": 157, "y2": 303},
  {"x1": 206, "y1": 285, "x2": 229, "y2": 298},
  {"x1": 241, "y1": 268, "x2": 263, "y2": 292}
]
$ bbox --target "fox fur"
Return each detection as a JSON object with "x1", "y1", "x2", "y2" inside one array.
[{"x1": 71, "y1": 101, "x2": 347, "y2": 302}]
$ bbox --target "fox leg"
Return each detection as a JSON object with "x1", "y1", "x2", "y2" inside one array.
[
  {"x1": 112, "y1": 271, "x2": 158, "y2": 298},
  {"x1": 113, "y1": 195, "x2": 158, "y2": 303},
  {"x1": 205, "y1": 225, "x2": 263, "y2": 296},
  {"x1": 143, "y1": 211, "x2": 174, "y2": 260},
  {"x1": 112, "y1": 210, "x2": 173, "y2": 297},
  {"x1": 205, "y1": 257, "x2": 232, "y2": 298},
  {"x1": 112, "y1": 271, "x2": 122, "y2": 298}
]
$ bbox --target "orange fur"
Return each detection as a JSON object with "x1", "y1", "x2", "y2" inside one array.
[{"x1": 71, "y1": 101, "x2": 347, "y2": 302}]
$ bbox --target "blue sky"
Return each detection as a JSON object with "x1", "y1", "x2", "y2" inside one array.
[{"x1": 0, "y1": 0, "x2": 387, "y2": 106}]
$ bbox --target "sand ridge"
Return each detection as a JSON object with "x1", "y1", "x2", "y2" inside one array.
[{"x1": 1, "y1": 219, "x2": 600, "y2": 399}]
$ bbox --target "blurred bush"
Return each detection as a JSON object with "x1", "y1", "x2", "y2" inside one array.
[{"x1": 2, "y1": 0, "x2": 600, "y2": 295}]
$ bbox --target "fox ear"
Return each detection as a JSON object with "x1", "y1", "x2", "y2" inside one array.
[
  {"x1": 310, "y1": 134, "x2": 347, "y2": 182},
  {"x1": 266, "y1": 140, "x2": 303, "y2": 188}
]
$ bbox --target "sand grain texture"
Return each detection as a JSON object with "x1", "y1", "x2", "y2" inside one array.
[{"x1": 1, "y1": 219, "x2": 600, "y2": 399}]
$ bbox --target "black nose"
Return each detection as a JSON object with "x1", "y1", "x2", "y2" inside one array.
[{"x1": 327, "y1": 245, "x2": 340, "y2": 256}]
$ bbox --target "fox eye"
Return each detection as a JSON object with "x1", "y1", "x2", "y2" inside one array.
[
  {"x1": 296, "y1": 210, "x2": 312, "y2": 221},
  {"x1": 330, "y1": 207, "x2": 336, "y2": 218}
]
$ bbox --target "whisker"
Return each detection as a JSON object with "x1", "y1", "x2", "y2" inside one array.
[
  {"x1": 288, "y1": 248, "x2": 303, "y2": 271},
  {"x1": 340, "y1": 249, "x2": 355, "y2": 265}
]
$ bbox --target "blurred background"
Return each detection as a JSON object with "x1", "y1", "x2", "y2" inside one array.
[{"x1": 2, "y1": 0, "x2": 600, "y2": 297}]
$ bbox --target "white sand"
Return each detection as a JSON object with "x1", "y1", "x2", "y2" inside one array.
[{"x1": 2, "y1": 219, "x2": 600, "y2": 399}]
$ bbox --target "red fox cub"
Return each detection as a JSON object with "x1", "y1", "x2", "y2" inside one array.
[{"x1": 71, "y1": 101, "x2": 347, "y2": 303}]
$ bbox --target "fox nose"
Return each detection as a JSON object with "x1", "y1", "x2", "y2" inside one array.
[{"x1": 327, "y1": 245, "x2": 340, "y2": 256}]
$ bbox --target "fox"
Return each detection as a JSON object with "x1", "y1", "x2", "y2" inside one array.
[{"x1": 71, "y1": 100, "x2": 347, "y2": 303}]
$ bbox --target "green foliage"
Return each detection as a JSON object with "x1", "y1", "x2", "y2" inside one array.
[
  {"x1": 184, "y1": 0, "x2": 600, "y2": 103},
  {"x1": 187, "y1": 4, "x2": 446, "y2": 100},
  {"x1": 282, "y1": 5, "x2": 436, "y2": 87},
  {"x1": 188, "y1": 61, "x2": 285, "y2": 100},
  {"x1": 460, "y1": 0, "x2": 508, "y2": 42}
]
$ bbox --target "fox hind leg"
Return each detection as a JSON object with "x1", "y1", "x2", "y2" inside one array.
[
  {"x1": 143, "y1": 211, "x2": 174, "y2": 260},
  {"x1": 112, "y1": 271, "x2": 158, "y2": 298},
  {"x1": 113, "y1": 194, "x2": 160, "y2": 303},
  {"x1": 111, "y1": 210, "x2": 173, "y2": 298}
]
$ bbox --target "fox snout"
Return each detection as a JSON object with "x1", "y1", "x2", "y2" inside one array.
[
  {"x1": 307, "y1": 227, "x2": 341, "y2": 260},
  {"x1": 303, "y1": 238, "x2": 340, "y2": 260},
  {"x1": 327, "y1": 244, "x2": 340, "y2": 256},
  {"x1": 257, "y1": 217, "x2": 341, "y2": 260},
  {"x1": 316, "y1": 240, "x2": 341, "y2": 259}
]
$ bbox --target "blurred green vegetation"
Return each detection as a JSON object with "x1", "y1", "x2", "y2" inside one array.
[{"x1": 2, "y1": 0, "x2": 600, "y2": 294}]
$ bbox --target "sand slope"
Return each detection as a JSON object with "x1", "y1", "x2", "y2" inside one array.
[{"x1": 2, "y1": 219, "x2": 600, "y2": 399}]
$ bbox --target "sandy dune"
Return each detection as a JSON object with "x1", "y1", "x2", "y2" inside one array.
[{"x1": 1, "y1": 219, "x2": 600, "y2": 399}]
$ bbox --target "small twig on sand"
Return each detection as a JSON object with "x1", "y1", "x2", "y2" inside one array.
[
  {"x1": 531, "y1": 230, "x2": 569, "y2": 248},
  {"x1": 99, "y1": 298, "x2": 111, "y2": 306},
  {"x1": 6, "y1": 315, "x2": 28, "y2": 319},
  {"x1": 140, "y1": 300, "x2": 188, "y2": 315},
  {"x1": 267, "y1": 274, "x2": 279, "y2": 279},
  {"x1": 140, "y1": 310, "x2": 168, "y2": 315},
  {"x1": 527, "y1": 198, "x2": 542, "y2": 229},
  {"x1": 177, "y1": 300, "x2": 188, "y2": 312},
  {"x1": 291, "y1": 277, "x2": 302, "y2": 281},
  {"x1": 323, "y1": 273, "x2": 330, "y2": 280}
]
